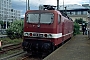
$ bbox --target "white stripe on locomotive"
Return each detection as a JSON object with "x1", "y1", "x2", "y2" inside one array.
[{"x1": 24, "y1": 31, "x2": 73, "y2": 38}]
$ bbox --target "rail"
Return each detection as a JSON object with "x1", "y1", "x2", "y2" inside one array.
[
  {"x1": 0, "y1": 51, "x2": 25, "y2": 60},
  {"x1": 0, "y1": 43, "x2": 22, "y2": 54},
  {"x1": 21, "y1": 56, "x2": 42, "y2": 60}
]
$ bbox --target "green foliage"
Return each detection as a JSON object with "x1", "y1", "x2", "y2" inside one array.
[
  {"x1": 0, "y1": 20, "x2": 4, "y2": 28},
  {"x1": 73, "y1": 22, "x2": 80, "y2": 36},
  {"x1": 6, "y1": 20, "x2": 24, "y2": 39},
  {"x1": 75, "y1": 18, "x2": 86, "y2": 24}
]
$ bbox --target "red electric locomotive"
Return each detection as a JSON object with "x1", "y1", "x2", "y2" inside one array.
[{"x1": 22, "y1": 5, "x2": 73, "y2": 54}]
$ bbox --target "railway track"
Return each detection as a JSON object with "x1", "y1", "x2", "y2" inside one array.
[
  {"x1": 0, "y1": 51, "x2": 26, "y2": 60},
  {"x1": 0, "y1": 51, "x2": 43, "y2": 60},
  {"x1": 20, "y1": 52, "x2": 44, "y2": 60},
  {"x1": 0, "y1": 43, "x2": 22, "y2": 54},
  {"x1": 21, "y1": 56, "x2": 29, "y2": 60},
  {"x1": 0, "y1": 43, "x2": 44, "y2": 60},
  {"x1": 21, "y1": 55, "x2": 42, "y2": 60}
]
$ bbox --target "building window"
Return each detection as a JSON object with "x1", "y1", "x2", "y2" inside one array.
[
  {"x1": 2, "y1": 4, "x2": 3, "y2": 6},
  {"x1": 81, "y1": 11, "x2": 83, "y2": 15},
  {"x1": 11, "y1": 16, "x2": 13, "y2": 18},
  {"x1": 70, "y1": 12, "x2": 72, "y2": 15},
  {"x1": 2, "y1": 11, "x2": 3, "y2": 13},
  {"x1": 77, "y1": 11, "x2": 81, "y2": 15},
  {"x1": 7, "y1": 2, "x2": 8, "y2": 4},
  {"x1": 14, "y1": 13, "x2": 15, "y2": 15},
  {"x1": 75, "y1": 11, "x2": 78, "y2": 15},
  {"x1": 71, "y1": 11, "x2": 75, "y2": 15},
  {"x1": 11, "y1": 9, "x2": 13, "y2": 12},
  {"x1": 67, "y1": 12, "x2": 70, "y2": 15},
  {"x1": 83, "y1": 11, "x2": 87, "y2": 15},
  {"x1": 4, "y1": 1, "x2": 6, "y2": 4}
]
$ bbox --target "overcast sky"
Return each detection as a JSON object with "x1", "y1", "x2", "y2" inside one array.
[{"x1": 11, "y1": 0, "x2": 90, "y2": 18}]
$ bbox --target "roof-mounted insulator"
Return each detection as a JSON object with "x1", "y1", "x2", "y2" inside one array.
[{"x1": 43, "y1": 5, "x2": 56, "y2": 10}]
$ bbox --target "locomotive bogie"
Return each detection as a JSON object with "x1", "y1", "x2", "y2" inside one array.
[{"x1": 22, "y1": 39, "x2": 55, "y2": 54}]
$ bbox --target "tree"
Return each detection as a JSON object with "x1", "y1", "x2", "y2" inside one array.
[
  {"x1": 6, "y1": 20, "x2": 24, "y2": 39},
  {"x1": 73, "y1": 22, "x2": 80, "y2": 35},
  {"x1": 75, "y1": 18, "x2": 86, "y2": 24}
]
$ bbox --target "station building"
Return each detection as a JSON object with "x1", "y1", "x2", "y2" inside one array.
[{"x1": 59, "y1": 4, "x2": 90, "y2": 22}]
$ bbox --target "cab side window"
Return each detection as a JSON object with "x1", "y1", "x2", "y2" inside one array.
[{"x1": 58, "y1": 15, "x2": 61, "y2": 24}]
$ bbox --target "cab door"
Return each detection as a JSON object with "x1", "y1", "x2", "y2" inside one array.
[{"x1": 56, "y1": 15, "x2": 63, "y2": 45}]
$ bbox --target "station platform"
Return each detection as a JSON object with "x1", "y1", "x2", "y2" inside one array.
[{"x1": 43, "y1": 34, "x2": 90, "y2": 60}]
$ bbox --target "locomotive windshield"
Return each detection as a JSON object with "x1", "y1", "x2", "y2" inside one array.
[{"x1": 26, "y1": 13, "x2": 54, "y2": 24}]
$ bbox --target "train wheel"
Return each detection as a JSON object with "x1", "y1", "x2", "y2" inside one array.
[
  {"x1": 27, "y1": 51, "x2": 32, "y2": 56},
  {"x1": 62, "y1": 41, "x2": 64, "y2": 45},
  {"x1": 51, "y1": 45, "x2": 55, "y2": 52},
  {"x1": 53, "y1": 46, "x2": 55, "y2": 51}
]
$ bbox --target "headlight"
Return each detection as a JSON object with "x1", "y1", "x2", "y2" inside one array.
[
  {"x1": 44, "y1": 34, "x2": 47, "y2": 37},
  {"x1": 24, "y1": 33, "x2": 28, "y2": 36},
  {"x1": 44, "y1": 34, "x2": 52, "y2": 38},
  {"x1": 49, "y1": 34, "x2": 52, "y2": 38},
  {"x1": 30, "y1": 33, "x2": 32, "y2": 36}
]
